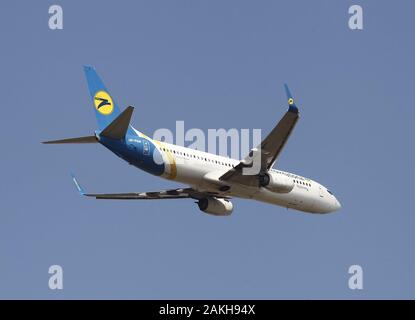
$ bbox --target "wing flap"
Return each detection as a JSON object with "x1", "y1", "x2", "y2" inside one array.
[
  {"x1": 88, "y1": 189, "x2": 192, "y2": 200},
  {"x1": 71, "y1": 175, "x2": 229, "y2": 201}
]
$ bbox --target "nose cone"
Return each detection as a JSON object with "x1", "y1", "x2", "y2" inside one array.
[
  {"x1": 314, "y1": 197, "x2": 341, "y2": 214},
  {"x1": 333, "y1": 197, "x2": 342, "y2": 212}
]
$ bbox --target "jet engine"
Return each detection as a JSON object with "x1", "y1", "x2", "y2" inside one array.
[
  {"x1": 259, "y1": 172, "x2": 294, "y2": 193},
  {"x1": 197, "y1": 197, "x2": 233, "y2": 216}
]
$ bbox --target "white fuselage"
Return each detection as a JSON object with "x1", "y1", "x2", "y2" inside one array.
[{"x1": 153, "y1": 140, "x2": 341, "y2": 214}]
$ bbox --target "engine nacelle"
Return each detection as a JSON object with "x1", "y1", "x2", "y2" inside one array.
[
  {"x1": 259, "y1": 172, "x2": 294, "y2": 193},
  {"x1": 197, "y1": 197, "x2": 233, "y2": 216}
]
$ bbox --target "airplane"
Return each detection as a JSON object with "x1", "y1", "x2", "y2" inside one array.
[{"x1": 43, "y1": 66, "x2": 341, "y2": 216}]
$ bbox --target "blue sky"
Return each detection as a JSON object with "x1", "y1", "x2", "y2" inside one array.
[{"x1": 0, "y1": 0, "x2": 414, "y2": 299}]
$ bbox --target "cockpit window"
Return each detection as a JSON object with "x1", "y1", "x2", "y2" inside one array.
[{"x1": 327, "y1": 189, "x2": 333, "y2": 195}]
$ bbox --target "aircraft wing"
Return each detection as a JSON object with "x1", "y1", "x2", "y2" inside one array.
[
  {"x1": 71, "y1": 175, "x2": 228, "y2": 200},
  {"x1": 220, "y1": 84, "x2": 299, "y2": 186}
]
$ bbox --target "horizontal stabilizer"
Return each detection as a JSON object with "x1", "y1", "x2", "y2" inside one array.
[
  {"x1": 42, "y1": 136, "x2": 97, "y2": 144},
  {"x1": 100, "y1": 106, "x2": 134, "y2": 140}
]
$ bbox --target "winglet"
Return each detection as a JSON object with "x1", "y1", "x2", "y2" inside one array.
[
  {"x1": 284, "y1": 84, "x2": 298, "y2": 113},
  {"x1": 71, "y1": 173, "x2": 85, "y2": 196}
]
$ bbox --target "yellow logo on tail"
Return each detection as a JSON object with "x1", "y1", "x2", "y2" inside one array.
[{"x1": 94, "y1": 91, "x2": 114, "y2": 115}]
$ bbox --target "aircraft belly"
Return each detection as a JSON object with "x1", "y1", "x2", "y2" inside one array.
[
  {"x1": 250, "y1": 186, "x2": 316, "y2": 212},
  {"x1": 173, "y1": 158, "x2": 210, "y2": 186},
  {"x1": 156, "y1": 153, "x2": 317, "y2": 214}
]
